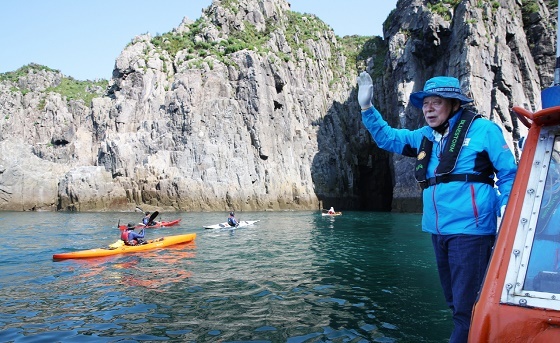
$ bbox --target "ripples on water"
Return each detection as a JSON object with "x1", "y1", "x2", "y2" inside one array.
[{"x1": 0, "y1": 211, "x2": 450, "y2": 342}]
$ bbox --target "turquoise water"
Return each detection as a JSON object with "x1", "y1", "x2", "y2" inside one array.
[{"x1": 0, "y1": 211, "x2": 450, "y2": 342}]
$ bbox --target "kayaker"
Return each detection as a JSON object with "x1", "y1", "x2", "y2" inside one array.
[
  {"x1": 357, "y1": 72, "x2": 517, "y2": 343},
  {"x1": 121, "y1": 222, "x2": 146, "y2": 246},
  {"x1": 227, "y1": 212, "x2": 239, "y2": 227},
  {"x1": 328, "y1": 207, "x2": 336, "y2": 214},
  {"x1": 142, "y1": 212, "x2": 159, "y2": 226}
]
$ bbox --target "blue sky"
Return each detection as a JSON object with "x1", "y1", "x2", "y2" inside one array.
[{"x1": 1, "y1": 0, "x2": 397, "y2": 80}]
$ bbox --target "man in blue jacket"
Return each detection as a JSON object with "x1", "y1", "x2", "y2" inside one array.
[{"x1": 357, "y1": 72, "x2": 517, "y2": 343}]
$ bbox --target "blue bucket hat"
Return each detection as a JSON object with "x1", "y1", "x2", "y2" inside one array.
[{"x1": 409, "y1": 76, "x2": 473, "y2": 109}]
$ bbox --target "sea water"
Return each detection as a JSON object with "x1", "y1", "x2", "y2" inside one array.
[{"x1": 0, "y1": 210, "x2": 451, "y2": 342}]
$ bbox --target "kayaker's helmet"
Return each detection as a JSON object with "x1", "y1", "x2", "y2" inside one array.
[
  {"x1": 127, "y1": 222, "x2": 136, "y2": 229},
  {"x1": 409, "y1": 76, "x2": 473, "y2": 109},
  {"x1": 230, "y1": 212, "x2": 234, "y2": 216},
  {"x1": 145, "y1": 211, "x2": 150, "y2": 216}
]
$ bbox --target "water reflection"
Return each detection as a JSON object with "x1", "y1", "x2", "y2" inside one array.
[{"x1": 58, "y1": 242, "x2": 197, "y2": 292}]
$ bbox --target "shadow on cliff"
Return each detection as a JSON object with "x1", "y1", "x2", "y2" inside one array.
[{"x1": 310, "y1": 88, "x2": 394, "y2": 212}]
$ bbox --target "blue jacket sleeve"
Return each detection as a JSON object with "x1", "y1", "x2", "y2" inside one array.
[
  {"x1": 361, "y1": 106, "x2": 425, "y2": 155},
  {"x1": 129, "y1": 230, "x2": 145, "y2": 240}
]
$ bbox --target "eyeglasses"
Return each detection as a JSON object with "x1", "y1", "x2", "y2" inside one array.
[{"x1": 422, "y1": 97, "x2": 446, "y2": 109}]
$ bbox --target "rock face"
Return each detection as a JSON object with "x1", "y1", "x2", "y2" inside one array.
[{"x1": 0, "y1": 0, "x2": 556, "y2": 212}]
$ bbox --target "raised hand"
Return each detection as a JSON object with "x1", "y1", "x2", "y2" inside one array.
[{"x1": 357, "y1": 71, "x2": 373, "y2": 110}]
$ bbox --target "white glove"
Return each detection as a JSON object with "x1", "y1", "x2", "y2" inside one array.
[{"x1": 357, "y1": 71, "x2": 373, "y2": 110}]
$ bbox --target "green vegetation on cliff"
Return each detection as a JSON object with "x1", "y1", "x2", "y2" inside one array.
[
  {"x1": 149, "y1": 1, "x2": 385, "y2": 85},
  {"x1": 150, "y1": 10, "x2": 339, "y2": 67},
  {"x1": 47, "y1": 77, "x2": 107, "y2": 107},
  {"x1": 340, "y1": 35, "x2": 387, "y2": 78},
  {"x1": 0, "y1": 64, "x2": 57, "y2": 83},
  {"x1": 0, "y1": 63, "x2": 107, "y2": 107}
]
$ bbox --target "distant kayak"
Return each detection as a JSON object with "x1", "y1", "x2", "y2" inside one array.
[
  {"x1": 118, "y1": 219, "x2": 182, "y2": 230},
  {"x1": 322, "y1": 212, "x2": 342, "y2": 216},
  {"x1": 204, "y1": 220, "x2": 260, "y2": 230},
  {"x1": 52, "y1": 233, "x2": 196, "y2": 260}
]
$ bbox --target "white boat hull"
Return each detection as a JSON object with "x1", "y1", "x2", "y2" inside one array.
[{"x1": 204, "y1": 220, "x2": 260, "y2": 230}]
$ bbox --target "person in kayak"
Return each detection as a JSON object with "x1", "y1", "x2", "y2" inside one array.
[
  {"x1": 227, "y1": 212, "x2": 239, "y2": 227},
  {"x1": 357, "y1": 72, "x2": 517, "y2": 343},
  {"x1": 327, "y1": 207, "x2": 336, "y2": 214},
  {"x1": 121, "y1": 222, "x2": 146, "y2": 246},
  {"x1": 142, "y1": 212, "x2": 159, "y2": 226}
]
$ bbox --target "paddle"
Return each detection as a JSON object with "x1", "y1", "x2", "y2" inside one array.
[{"x1": 146, "y1": 211, "x2": 159, "y2": 226}]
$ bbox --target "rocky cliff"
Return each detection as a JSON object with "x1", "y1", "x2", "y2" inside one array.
[{"x1": 0, "y1": 0, "x2": 556, "y2": 212}]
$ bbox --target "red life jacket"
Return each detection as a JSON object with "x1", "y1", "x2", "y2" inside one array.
[{"x1": 121, "y1": 230, "x2": 130, "y2": 241}]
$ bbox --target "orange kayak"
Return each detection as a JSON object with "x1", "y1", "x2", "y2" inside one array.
[{"x1": 52, "y1": 233, "x2": 196, "y2": 260}]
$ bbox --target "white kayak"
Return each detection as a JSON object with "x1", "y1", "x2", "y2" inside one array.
[
  {"x1": 322, "y1": 212, "x2": 342, "y2": 216},
  {"x1": 204, "y1": 220, "x2": 260, "y2": 230}
]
